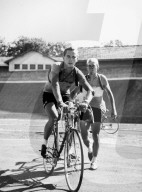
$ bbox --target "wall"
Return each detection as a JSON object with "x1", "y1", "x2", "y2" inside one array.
[
  {"x1": 0, "y1": 59, "x2": 142, "y2": 123},
  {"x1": 0, "y1": 79, "x2": 142, "y2": 123},
  {"x1": 76, "y1": 59, "x2": 142, "y2": 78},
  {"x1": 0, "y1": 71, "x2": 49, "y2": 81},
  {"x1": 0, "y1": 66, "x2": 8, "y2": 72},
  {"x1": 9, "y1": 51, "x2": 55, "y2": 71},
  {"x1": 1, "y1": 58, "x2": 142, "y2": 80}
]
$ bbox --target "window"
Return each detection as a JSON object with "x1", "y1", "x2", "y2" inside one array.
[
  {"x1": 22, "y1": 64, "x2": 28, "y2": 70},
  {"x1": 46, "y1": 65, "x2": 50, "y2": 69},
  {"x1": 38, "y1": 64, "x2": 43, "y2": 70},
  {"x1": 30, "y1": 64, "x2": 35, "y2": 70},
  {"x1": 14, "y1": 64, "x2": 20, "y2": 70}
]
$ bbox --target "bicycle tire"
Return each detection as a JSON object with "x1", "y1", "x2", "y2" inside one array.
[
  {"x1": 64, "y1": 129, "x2": 84, "y2": 192},
  {"x1": 43, "y1": 132, "x2": 56, "y2": 175},
  {"x1": 102, "y1": 117, "x2": 119, "y2": 134}
]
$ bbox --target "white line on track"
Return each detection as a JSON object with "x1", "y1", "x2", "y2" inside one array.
[
  {"x1": 0, "y1": 81, "x2": 46, "y2": 83},
  {"x1": 108, "y1": 77, "x2": 142, "y2": 80},
  {"x1": 0, "y1": 81, "x2": 47, "y2": 83},
  {"x1": 0, "y1": 138, "x2": 30, "y2": 140},
  {"x1": 0, "y1": 77, "x2": 142, "y2": 83}
]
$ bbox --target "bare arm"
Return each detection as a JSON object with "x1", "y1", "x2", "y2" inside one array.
[
  {"x1": 51, "y1": 73, "x2": 63, "y2": 104},
  {"x1": 84, "y1": 86, "x2": 93, "y2": 103},
  {"x1": 78, "y1": 74, "x2": 94, "y2": 103},
  {"x1": 104, "y1": 82, "x2": 117, "y2": 117}
]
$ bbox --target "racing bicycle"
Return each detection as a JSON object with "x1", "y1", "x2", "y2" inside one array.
[{"x1": 42, "y1": 101, "x2": 84, "y2": 192}]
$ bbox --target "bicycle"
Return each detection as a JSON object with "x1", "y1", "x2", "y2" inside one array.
[
  {"x1": 101, "y1": 110, "x2": 119, "y2": 134},
  {"x1": 42, "y1": 101, "x2": 84, "y2": 192}
]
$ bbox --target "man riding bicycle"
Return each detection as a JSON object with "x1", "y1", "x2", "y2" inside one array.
[{"x1": 41, "y1": 47, "x2": 94, "y2": 158}]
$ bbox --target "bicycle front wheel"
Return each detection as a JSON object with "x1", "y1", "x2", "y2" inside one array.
[
  {"x1": 43, "y1": 132, "x2": 55, "y2": 175},
  {"x1": 64, "y1": 129, "x2": 84, "y2": 192},
  {"x1": 102, "y1": 117, "x2": 119, "y2": 134}
]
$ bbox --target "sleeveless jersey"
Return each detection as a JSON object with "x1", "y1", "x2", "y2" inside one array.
[{"x1": 43, "y1": 62, "x2": 85, "y2": 95}]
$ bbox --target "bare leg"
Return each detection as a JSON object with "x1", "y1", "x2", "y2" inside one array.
[
  {"x1": 91, "y1": 122, "x2": 101, "y2": 160},
  {"x1": 80, "y1": 120, "x2": 91, "y2": 148},
  {"x1": 41, "y1": 102, "x2": 59, "y2": 158},
  {"x1": 43, "y1": 102, "x2": 58, "y2": 145}
]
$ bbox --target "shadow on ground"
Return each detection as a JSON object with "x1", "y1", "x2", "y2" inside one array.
[{"x1": 0, "y1": 157, "x2": 68, "y2": 192}]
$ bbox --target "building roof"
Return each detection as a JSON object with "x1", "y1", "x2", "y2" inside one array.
[
  {"x1": 0, "y1": 57, "x2": 12, "y2": 66},
  {"x1": 3, "y1": 45, "x2": 142, "y2": 66},
  {"x1": 78, "y1": 45, "x2": 142, "y2": 60},
  {"x1": 51, "y1": 56, "x2": 63, "y2": 62},
  {"x1": 4, "y1": 50, "x2": 58, "y2": 64}
]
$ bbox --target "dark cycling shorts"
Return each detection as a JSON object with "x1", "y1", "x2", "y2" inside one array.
[
  {"x1": 80, "y1": 107, "x2": 102, "y2": 123},
  {"x1": 42, "y1": 92, "x2": 70, "y2": 108}
]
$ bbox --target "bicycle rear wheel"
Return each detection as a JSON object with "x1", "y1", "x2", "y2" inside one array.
[
  {"x1": 64, "y1": 129, "x2": 84, "y2": 192},
  {"x1": 102, "y1": 117, "x2": 119, "y2": 134},
  {"x1": 43, "y1": 132, "x2": 55, "y2": 175}
]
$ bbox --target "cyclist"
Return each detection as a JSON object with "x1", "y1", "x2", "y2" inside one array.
[
  {"x1": 41, "y1": 47, "x2": 93, "y2": 158},
  {"x1": 79, "y1": 58, "x2": 117, "y2": 170}
]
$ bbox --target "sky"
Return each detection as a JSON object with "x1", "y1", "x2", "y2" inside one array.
[{"x1": 0, "y1": 0, "x2": 142, "y2": 47}]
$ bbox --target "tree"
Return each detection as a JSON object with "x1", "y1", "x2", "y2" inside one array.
[
  {"x1": 48, "y1": 42, "x2": 66, "y2": 56},
  {"x1": 6, "y1": 36, "x2": 67, "y2": 57},
  {"x1": 7, "y1": 36, "x2": 50, "y2": 57},
  {"x1": 104, "y1": 40, "x2": 114, "y2": 47},
  {"x1": 104, "y1": 39, "x2": 123, "y2": 47},
  {"x1": 115, "y1": 39, "x2": 123, "y2": 47},
  {"x1": 0, "y1": 37, "x2": 8, "y2": 56}
]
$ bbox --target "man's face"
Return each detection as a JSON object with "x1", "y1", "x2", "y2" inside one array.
[{"x1": 63, "y1": 50, "x2": 78, "y2": 68}]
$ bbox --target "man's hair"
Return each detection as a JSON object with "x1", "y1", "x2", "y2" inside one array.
[
  {"x1": 86, "y1": 58, "x2": 99, "y2": 70},
  {"x1": 63, "y1": 47, "x2": 78, "y2": 57}
]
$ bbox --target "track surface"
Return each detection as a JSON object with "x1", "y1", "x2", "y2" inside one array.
[{"x1": 0, "y1": 119, "x2": 142, "y2": 192}]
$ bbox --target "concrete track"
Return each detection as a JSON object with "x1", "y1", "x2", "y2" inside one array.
[{"x1": 0, "y1": 119, "x2": 142, "y2": 192}]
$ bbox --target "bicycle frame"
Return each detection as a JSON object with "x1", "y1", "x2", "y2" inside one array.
[{"x1": 52, "y1": 104, "x2": 80, "y2": 160}]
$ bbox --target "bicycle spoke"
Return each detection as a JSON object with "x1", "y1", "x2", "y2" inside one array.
[
  {"x1": 43, "y1": 134, "x2": 55, "y2": 175},
  {"x1": 64, "y1": 130, "x2": 84, "y2": 192}
]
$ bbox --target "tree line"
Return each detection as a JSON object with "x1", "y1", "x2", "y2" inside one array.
[
  {"x1": 0, "y1": 36, "x2": 68, "y2": 57},
  {"x1": 0, "y1": 36, "x2": 123, "y2": 57}
]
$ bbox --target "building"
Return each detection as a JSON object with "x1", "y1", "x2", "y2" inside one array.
[
  {"x1": 0, "y1": 57, "x2": 11, "y2": 72},
  {"x1": 1, "y1": 45, "x2": 142, "y2": 78},
  {"x1": 77, "y1": 45, "x2": 142, "y2": 77},
  {"x1": 4, "y1": 51, "x2": 62, "y2": 72}
]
